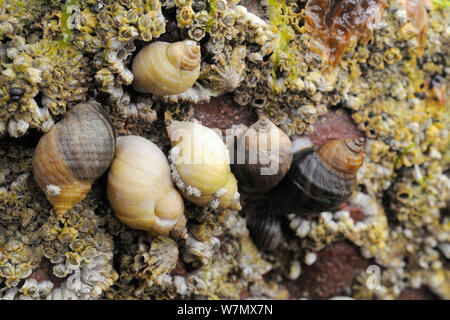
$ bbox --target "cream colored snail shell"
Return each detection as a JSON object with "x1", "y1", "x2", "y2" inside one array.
[
  {"x1": 167, "y1": 121, "x2": 242, "y2": 211},
  {"x1": 132, "y1": 40, "x2": 201, "y2": 96},
  {"x1": 231, "y1": 116, "x2": 293, "y2": 194},
  {"x1": 32, "y1": 102, "x2": 116, "y2": 217},
  {"x1": 107, "y1": 135, "x2": 187, "y2": 240}
]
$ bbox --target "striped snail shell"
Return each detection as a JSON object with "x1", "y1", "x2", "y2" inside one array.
[
  {"x1": 132, "y1": 40, "x2": 201, "y2": 96},
  {"x1": 32, "y1": 102, "x2": 116, "y2": 217},
  {"x1": 167, "y1": 120, "x2": 242, "y2": 211},
  {"x1": 107, "y1": 135, "x2": 187, "y2": 240},
  {"x1": 246, "y1": 208, "x2": 285, "y2": 252},
  {"x1": 231, "y1": 116, "x2": 293, "y2": 194},
  {"x1": 269, "y1": 137, "x2": 365, "y2": 215}
]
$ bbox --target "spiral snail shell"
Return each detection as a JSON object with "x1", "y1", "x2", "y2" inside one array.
[
  {"x1": 32, "y1": 102, "x2": 116, "y2": 217},
  {"x1": 246, "y1": 208, "x2": 285, "y2": 252},
  {"x1": 132, "y1": 40, "x2": 201, "y2": 96},
  {"x1": 231, "y1": 116, "x2": 293, "y2": 194},
  {"x1": 167, "y1": 120, "x2": 242, "y2": 211},
  {"x1": 107, "y1": 135, "x2": 187, "y2": 240},
  {"x1": 269, "y1": 137, "x2": 365, "y2": 215}
]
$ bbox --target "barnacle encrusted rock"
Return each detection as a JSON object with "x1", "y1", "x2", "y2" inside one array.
[
  {"x1": 0, "y1": 141, "x2": 117, "y2": 299},
  {"x1": 0, "y1": 0, "x2": 449, "y2": 300}
]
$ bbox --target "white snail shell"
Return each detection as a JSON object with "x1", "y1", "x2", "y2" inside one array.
[
  {"x1": 132, "y1": 40, "x2": 201, "y2": 96},
  {"x1": 107, "y1": 135, "x2": 187, "y2": 240},
  {"x1": 167, "y1": 121, "x2": 242, "y2": 211}
]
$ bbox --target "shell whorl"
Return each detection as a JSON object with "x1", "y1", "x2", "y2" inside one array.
[
  {"x1": 32, "y1": 102, "x2": 116, "y2": 216},
  {"x1": 170, "y1": 214, "x2": 188, "y2": 240},
  {"x1": 317, "y1": 137, "x2": 365, "y2": 176},
  {"x1": 269, "y1": 137, "x2": 366, "y2": 216},
  {"x1": 167, "y1": 121, "x2": 242, "y2": 210},
  {"x1": 246, "y1": 208, "x2": 284, "y2": 252},
  {"x1": 132, "y1": 40, "x2": 201, "y2": 96},
  {"x1": 52, "y1": 103, "x2": 116, "y2": 180},
  {"x1": 167, "y1": 40, "x2": 201, "y2": 72}
]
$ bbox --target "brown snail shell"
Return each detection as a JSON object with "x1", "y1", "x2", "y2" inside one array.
[
  {"x1": 32, "y1": 102, "x2": 116, "y2": 217},
  {"x1": 246, "y1": 207, "x2": 285, "y2": 252},
  {"x1": 231, "y1": 116, "x2": 293, "y2": 194},
  {"x1": 132, "y1": 40, "x2": 201, "y2": 96},
  {"x1": 269, "y1": 137, "x2": 365, "y2": 215}
]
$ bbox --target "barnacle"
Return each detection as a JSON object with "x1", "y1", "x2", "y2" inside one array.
[{"x1": 202, "y1": 45, "x2": 247, "y2": 96}]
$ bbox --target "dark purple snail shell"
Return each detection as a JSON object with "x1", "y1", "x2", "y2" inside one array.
[
  {"x1": 269, "y1": 137, "x2": 365, "y2": 215},
  {"x1": 246, "y1": 208, "x2": 284, "y2": 252},
  {"x1": 231, "y1": 117, "x2": 293, "y2": 194}
]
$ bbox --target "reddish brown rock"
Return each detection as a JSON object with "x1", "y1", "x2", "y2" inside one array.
[
  {"x1": 309, "y1": 109, "x2": 363, "y2": 146},
  {"x1": 191, "y1": 94, "x2": 258, "y2": 135},
  {"x1": 239, "y1": 0, "x2": 267, "y2": 18},
  {"x1": 27, "y1": 258, "x2": 66, "y2": 288},
  {"x1": 396, "y1": 287, "x2": 438, "y2": 300},
  {"x1": 171, "y1": 259, "x2": 187, "y2": 276},
  {"x1": 337, "y1": 202, "x2": 366, "y2": 222},
  {"x1": 240, "y1": 287, "x2": 250, "y2": 300},
  {"x1": 283, "y1": 241, "x2": 371, "y2": 299}
]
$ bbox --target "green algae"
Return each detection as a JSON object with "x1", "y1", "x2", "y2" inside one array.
[
  {"x1": 58, "y1": 0, "x2": 78, "y2": 48},
  {"x1": 267, "y1": 0, "x2": 297, "y2": 96},
  {"x1": 432, "y1": 0, "x2": 450, "y2": 8},
  {"x1": 391, "y1": 142, "x2": 416, "y2": 179},
  {"x1": 206, "y1": 0, "x2": 216, "y2": 33}
]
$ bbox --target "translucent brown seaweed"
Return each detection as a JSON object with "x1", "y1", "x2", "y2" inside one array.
[{"x1": 305, "y1": 0, "x2": 386, "y2": 69}]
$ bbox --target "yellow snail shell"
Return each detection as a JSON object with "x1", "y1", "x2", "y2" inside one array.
[
  {"x1": 167, "y1": 121, "x2": 242, "y2": 211},
  {"x1": 107, "y1": 135, "x2": 187, "y2": 240},
  {"x1": 132, "y1": 40, "x2": 201, "y2": 96},
  {"x1": 32, "y1": 102, "x2": 116, "y2": 217}
]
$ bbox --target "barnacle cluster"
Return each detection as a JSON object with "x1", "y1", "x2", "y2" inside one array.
[
  {"x1": 288, "y1": 192, "x2": 389, "y2": 256},
  {"x1": 371, "y1": 162, "x2": 450, "y2": 299},
  {"x1": 105, "y1": 209, "x2": 279, "y2": 299},
  {"x1": 0, "y1": 0, "x2": 166, "y2": 138},
  {"x1": 0, "y1": 0, "x2": 449, "y2": 300},
  {"x1": 0, "y1": 36, "x2": 89, "y2": 137},
  {"x1": 0, "y1": 141, "x2": 117, "y2": 299}
]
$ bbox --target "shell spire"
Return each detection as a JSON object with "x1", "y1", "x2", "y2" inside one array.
[
  {"x1": 167, "y1": 40, "x2": 201, "y2": 71},
  {"x1": 231, "y1": 116, "x2": 293, "y2": 194},
  {"x1": 170, "y1": 215, "x2": 188, "y2": 240},
  {"x1": 317, "y1": 137, "x2": 365, "y2": 176}
]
